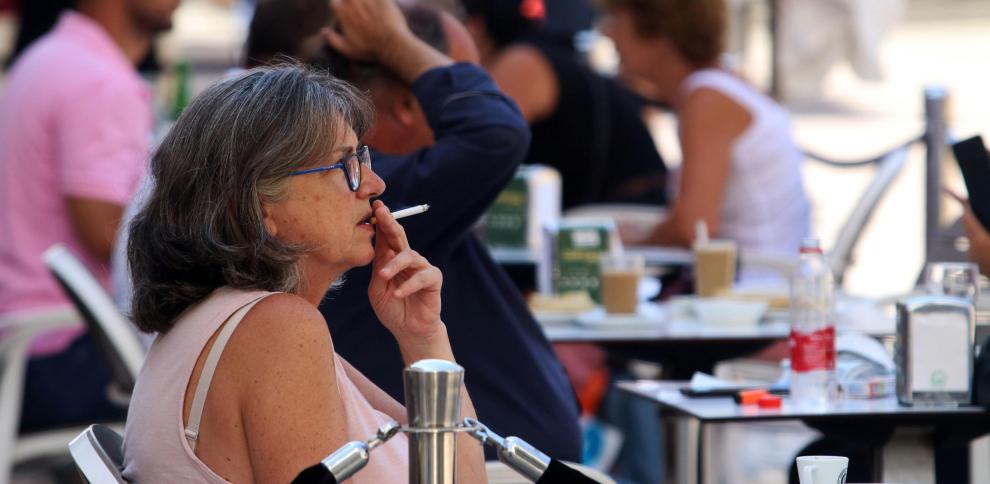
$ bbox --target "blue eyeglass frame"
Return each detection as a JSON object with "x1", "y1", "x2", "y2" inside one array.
[{"x1": 287, "y1": 145, "x2": 371, "y2": 192}]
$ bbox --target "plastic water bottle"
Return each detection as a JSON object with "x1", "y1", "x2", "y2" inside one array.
[{"x1": 789, "y1": 238, "x2": 837, "y2": 410}]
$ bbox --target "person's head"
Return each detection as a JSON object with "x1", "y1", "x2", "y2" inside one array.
[
  {"x1": 599, "y1": 0, "x2": 725, "y2": 79},
  {"x1": 79, "y1": 0, "x2": 179, "y2": 34},
  {"x1": 128, "y1": 64, "x2": 380, "y2": 333},
  {"x1": 461, "y1": 0, "x2": 544, "y2": 54},
  {"x1": 244, "y1": 0, "x2": 331, "y2": 69},
  {"x1": 326, "y1": 7, "x2": 480, "y2": 153},
  {"x1": 246, "y1": 1, "x2": 478, "y2": 154}
]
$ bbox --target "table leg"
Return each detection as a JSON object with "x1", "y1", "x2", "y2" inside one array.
[
  {"x1": 672, "y1": 416, "x2": 700, "y2": 484},
  {"x1": 700, "y1": 422, "x2": 716, "y2": 484},
  {"x1": 880, "y1": 427, "x2": 936, "y2": 483},
  {"x1": 972, "y1": 434, "x2": 990, "y2": 483}
]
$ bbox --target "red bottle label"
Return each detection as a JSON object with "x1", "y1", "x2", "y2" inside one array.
[{"x1": 789, "y1": 326, "x2": 836, "y2": 372}]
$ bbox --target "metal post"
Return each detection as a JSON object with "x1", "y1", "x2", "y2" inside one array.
[
  {"x1": 924, "y1": 85, "x2": 948, "y2": 263},
  {"x1": 404, "y1": 359, "x2": 464, "y2": 484},
  {"x1": 768, "y1": 0, "x2": 783, "y2": 100},
  {"x1": 881, "y1": 428, "x2": 937, "y2": 482}
]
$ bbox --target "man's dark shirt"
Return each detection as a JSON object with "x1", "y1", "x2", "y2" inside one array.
[{"x1": 320, "y1": 64, "x2": 582, "y2": 461}]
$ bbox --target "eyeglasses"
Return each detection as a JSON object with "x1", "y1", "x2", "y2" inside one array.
[{"x1": 287, "y1": 145, "x2": 371, "y2": 192}]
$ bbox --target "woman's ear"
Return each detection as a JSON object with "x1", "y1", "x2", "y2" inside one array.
[{"x1": 261, "y1": 202, "x2": 279, "y2": 237}]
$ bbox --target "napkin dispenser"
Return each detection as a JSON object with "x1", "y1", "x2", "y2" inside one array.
[
  {"x1": 482, "y1": 165, "x2": 561, "y2": 253},
  {"x1": 895, "y1": 296, "x2": 974, "y2": 406},
  {"x1": 538, "y1": 218, "x2": 620, "y2": 303}
]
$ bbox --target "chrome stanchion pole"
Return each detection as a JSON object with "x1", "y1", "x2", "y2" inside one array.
[
  {"x1": 404, "y1": 359, "x2": 464, "y2": 484},
  {"x1": 294, "y1": 359, "x2": 593, "y2": 484},
  {"x1": 465, "y1": 418, "x2": 550, "y2": 482},
  {"x1": 924, "y1": 85, "x2": 948, "y2": 263}
]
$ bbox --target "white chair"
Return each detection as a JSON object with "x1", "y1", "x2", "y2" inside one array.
[
  {"x1": 43, "y1": 244, "x2": 145, "y2": 395},
  {"x1": 0, "y1": 245, "x2": 145, "y2": 484},
  {"x1": 68, "y1": 424, "x2": 126, "y2": 483},
  {"x1": 710, "y1": 133, "x2": 908, "y2": 283},
  {"x1": 0, "y1": 307, "x2": 81, "y2": 484},
  {"x1": 817, "y1": 147, "x2": 910, "y2": 286}
]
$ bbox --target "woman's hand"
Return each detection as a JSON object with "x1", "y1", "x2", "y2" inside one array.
[
  {"x1": 946, "y1": 188, "x2": 990, "y2": 276},
  {"x1": 368, "y1": 200, "x2": 445, "y2": 344},
  {"x1": 324, "y1": 0, "x2": 412, "y2": 62}
]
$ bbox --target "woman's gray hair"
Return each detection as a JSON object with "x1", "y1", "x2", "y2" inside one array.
[{"x1": 128, "y1": 63, "x2": 374, "y2": 333}]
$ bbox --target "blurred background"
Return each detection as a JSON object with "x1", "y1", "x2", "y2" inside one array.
[
  {"x1": 1, "y1": 0, "x2": 986, "y2": 300},
  {"x1": 1, "y1": 0, "x2": 988, "y2": 482}
]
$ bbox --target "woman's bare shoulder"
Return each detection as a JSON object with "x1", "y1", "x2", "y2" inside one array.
[
  {"x1": 682, "y1": 86, "x2": 748, "y2": 118},
  {"x1": 680, "y1": 86, "x2": 751, "y2": 137},
  {"x1": 224, "y1": 293, "x2": 335, "y2": 376}
]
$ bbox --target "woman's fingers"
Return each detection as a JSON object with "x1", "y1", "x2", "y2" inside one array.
[
  {"x1": 377, "y1": 249, "x2": 419, "y2": 280},
  {"x1": 373, "y1": 201, "x2": 410, "y2": 252},
  {"x1": 372, "y1": 243, "x2": 441, "y2": 298},
  {"x1": 391, "y1": 266, "x2": 442, "y2": 298}
]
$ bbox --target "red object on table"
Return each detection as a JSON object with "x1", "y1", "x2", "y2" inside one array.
[
  {"x1": 737, "y1": 389, "x2": 769, "y2": 405},
  {"x1": 758, "y1": 394, "x2": 782, "y2": 408}
]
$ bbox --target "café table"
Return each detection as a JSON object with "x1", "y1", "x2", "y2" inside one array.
[
  {"x1": 617, "y1": 380, "x2": 990, "y2": 484},
  {"x1": 538, "y1": 297, "x2": 896, "y2": 383},
  {"x1": 538, "y1": 299, "x2": 896, "y2": 345}
]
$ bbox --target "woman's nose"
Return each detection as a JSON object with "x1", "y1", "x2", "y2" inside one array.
[{"x1": 358, "y1": 164, "x2": 386, "y2": 199}]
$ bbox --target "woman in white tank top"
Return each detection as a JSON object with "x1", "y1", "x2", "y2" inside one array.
[{"x1": 601, "y1": 0, "x2": 810, "y2": 282}]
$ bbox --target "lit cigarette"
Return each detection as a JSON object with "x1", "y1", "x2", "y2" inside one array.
[{"x1": 370, "y1": 204, "x2": 430, "y2": 224}]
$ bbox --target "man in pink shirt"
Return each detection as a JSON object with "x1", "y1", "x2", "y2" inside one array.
[{"x1": 0, "y1": 0, "x2": 177, "y2": 431}]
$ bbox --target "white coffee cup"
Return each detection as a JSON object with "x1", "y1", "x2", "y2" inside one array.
[{"x1": 796, "y1": 456, "x2": 848, "y2": 484}]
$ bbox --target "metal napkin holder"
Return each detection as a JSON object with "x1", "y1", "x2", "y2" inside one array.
[{"x1": 896, "y1": 295, "x2": 974, "y2": 406}]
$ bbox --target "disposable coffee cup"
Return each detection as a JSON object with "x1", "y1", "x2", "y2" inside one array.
[
  {"x1": 600, "y1": 253, "x2": 644, "y2": 314},
  {"x1": 796, "y1": 455, "x2": 848, "y2": 484},
  {"x1": 693, "y1": 239, "x2": 737, "y2": 297}
]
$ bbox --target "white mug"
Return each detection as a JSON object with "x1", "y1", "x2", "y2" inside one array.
[{"x1": 796, "y1": 455, "x2": 848, "y2": 484}]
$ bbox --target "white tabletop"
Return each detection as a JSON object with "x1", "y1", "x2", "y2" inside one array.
[
  {"x1": 538, "y1": 297, "x2": 896, "y2": 343},
  {"x1": 625, "y1": 246, "x2": 695, "y2": 266},
  {"x1": 617, "y1": 380, "x2": 987, "y2": 423},
  {"x1": 487, "y1": 247, "x2": 541, "y2": 265}
]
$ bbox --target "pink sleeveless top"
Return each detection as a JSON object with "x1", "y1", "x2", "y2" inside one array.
[{"x1": 121, "y1": 287, "x2": 408, "y2": 483}]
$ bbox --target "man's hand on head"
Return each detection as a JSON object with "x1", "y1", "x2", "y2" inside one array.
[
  {"x1": 324, "y1": 0, "x2": 413, "y2": 62},
  {"x1": 324, "y1": 0, "x2": 452, "y2": 84}
]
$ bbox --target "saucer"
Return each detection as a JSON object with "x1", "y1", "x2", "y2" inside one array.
[{"x1": 576, "y1": 304, "x2": 666, "y2": 330}]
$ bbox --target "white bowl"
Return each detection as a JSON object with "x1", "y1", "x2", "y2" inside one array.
[{"x1": 692, "y1": 298, "x2": 768, "y2": 327}]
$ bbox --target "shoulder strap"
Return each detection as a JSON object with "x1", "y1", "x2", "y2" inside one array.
[{"x1": 185, "y1": 294, "x2": 270, "y2": 450}]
